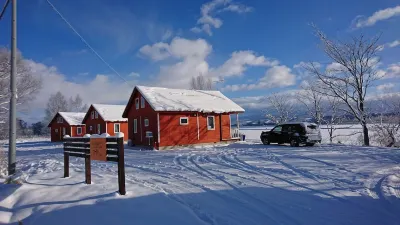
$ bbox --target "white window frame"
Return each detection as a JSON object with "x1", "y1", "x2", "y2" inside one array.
[
  {"x1": 77, "y1": 127, "x2": 82, "y2": 135},
  {"x1": 97, "y1": 124, "x2": 101, "y2": 134},
  {"x1": 180, "y1": 117, "x2": 189, "y2": 125},
  {"x1": 133, "y1": 119, "x2": 137, "y2": 134},
  {"x1": 114, "y1": 123, "x2": 120, "y2": 133},
  {"x1": 57, "y1": 117, "x2": 63, "y2": 123},
  {"x1": 207, "y1": 116, "x2": 215, "y2": 130},
  {"x1": 55, "y1": 128, "x2": 58, "y2": 133},
  {"x1": 135, "y1": 98, "x2": 139, "y2": 109},
  {"x1": 95, "y1": 111, "x2": 98, "y2": 119},
  {"x1": 144, "y1": 119, "x2": 149, "y2": 127},
  {"x1": 89, "y1": 126, "x2": 93, "y2": 131},
  {"x1": 146, "y1": 131, "x2": 153, "y2": 137},
  {"x1": 62, "y1": 127, "x2": 66, "y2": 135},
  {"x1": 141, "y1": 96, "x2": 145, "y2": 108},
  {"x1": 91, "y1": 111, "x2": 94, "y2": 119}
]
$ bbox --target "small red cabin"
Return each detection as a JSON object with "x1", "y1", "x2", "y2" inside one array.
[
  {"x1": 48, "y1": 112, "x2": 86, "y2": 142},
  {"x1": 122, "y1": 86, "x2": 245, "y2": 149},
  {"x1": 82, "y1": 104, "x2": 128, "y2": 141}
]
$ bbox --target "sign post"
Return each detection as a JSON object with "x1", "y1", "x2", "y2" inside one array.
[{"x1": 63, "y1": 133, "x2": 126, "y2": 195}]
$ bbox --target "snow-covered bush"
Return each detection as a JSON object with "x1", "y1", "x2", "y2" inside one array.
[{"x1": 371, "y1": 120, "x2": 400, "y2": 147}]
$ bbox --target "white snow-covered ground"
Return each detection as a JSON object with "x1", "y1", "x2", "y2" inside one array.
[{"x1": 1, "y1": 137, "x2": 400, "y2": 225}]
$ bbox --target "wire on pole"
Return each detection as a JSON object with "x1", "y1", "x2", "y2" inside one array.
[
  {"x1": 45, "y1": 0, "x2": 132, "y2": 86},
  {"x1": 0, "y1": 0, "x2": 10, "y2": 20}
]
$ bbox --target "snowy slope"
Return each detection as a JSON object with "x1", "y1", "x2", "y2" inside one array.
[{"x1": 0, "y1": 138, "x2": 399, "y2": 225}]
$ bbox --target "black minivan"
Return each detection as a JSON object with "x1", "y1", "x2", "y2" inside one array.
[{"x1": 260, "y1": 122, "x2": 322, "y2": 147}]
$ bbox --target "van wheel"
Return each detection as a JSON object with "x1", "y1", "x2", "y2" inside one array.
[
  {"x1": 262, "y1": 138, "x2": 270, "y2": 145},
  {"x1": 290, "y1": 139, "x2": 299, "y2": 147}
]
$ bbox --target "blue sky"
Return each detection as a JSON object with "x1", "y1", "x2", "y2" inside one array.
[{"x1": 0, "y1": 0, "x2": 399, "y2": 122}]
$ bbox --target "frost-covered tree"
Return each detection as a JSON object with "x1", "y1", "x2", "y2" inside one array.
[
  {"x1": 305, "y1": 27, "x2": 382, "y2": 146},
  {"x1": 0, "y1": 47, "x2": 42, "y2": 139},
  {"x1": 44, "y1": 91, "x2": 68, "y2": 125},
  {"x1": 264, "y1": 93, "x2": 296, "y2": 124},
  {"x1": 371, "y1": 95, "x2": 400, "y2": 147},
  {"x1": 190, "y1": 75, "x2": 213, "y2": 90},
  {"x1": 68, "y1": 94, "x2": 88, "y2": 112}
]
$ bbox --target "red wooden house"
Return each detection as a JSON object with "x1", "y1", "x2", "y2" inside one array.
[
  {"x1": 48, "y1": 112, "x2": 86, "y2": 142},
  {"x1": 122, "y1": 86, "x2": 245, "y2": 149},
  {"x1": 82, "y1": 104, "x2": 128, "y2": 141}
]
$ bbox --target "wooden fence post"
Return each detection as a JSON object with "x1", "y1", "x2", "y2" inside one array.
[
  {"x1": 117, "y1": 136, "x2": 126, "y2": 195},
  {"x1": 64, "y1": 152, "x2": 69, "y2": 178},
  {"x1": 85, "y1": 146, "x2": 91, "y2": 184}
]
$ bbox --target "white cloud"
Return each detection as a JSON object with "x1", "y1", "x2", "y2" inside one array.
[
  {"x1": 388, "y1": 40, "x2": 400, "y2": 48},
  {"x1": 192, "y1": 0, "x2": 253, "y2": 36},
  {"x1": 211, "y1": 51, "x2": 279, "y2": 77},
  {"x1": 128, "y1": 72, "x2": 140, "y2": 78},
  {"x1": 355, "y1": 5, "x2": 400, "y2": 28},
  {"x1": 222, "y1": 65, "x2": 296, "y2": 91},
  {"x1": 139, "y1": 38, "x2": 292, "y2": 89},
  {"x1": 385, "y1": 63, "x2": 400, "y2": 79},
  {"x1": 24, "y1": 60, "x2": 134, "y2": 120},
  {"x1": 376, "y1": 83, "x2": 395, "y2": 91},
  {"x1": 139, "y1": 43, "x2": 171, "y2": 61}
]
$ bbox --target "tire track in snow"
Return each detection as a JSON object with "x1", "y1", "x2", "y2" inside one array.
[
  {"x1": 187, "y1": 155, "x2": 302, "y2": 225},
  {"x1": 219, "y1": 153, "x2": 347, "y2": 201}
]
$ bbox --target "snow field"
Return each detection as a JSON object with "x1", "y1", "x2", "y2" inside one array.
[{"x1": 0, "y1": 138, "x2": 399, "y2": 225}]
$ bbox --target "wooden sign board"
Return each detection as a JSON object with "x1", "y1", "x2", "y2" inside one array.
[{"x1": 90, "y1": 138, "x2": 107, "y2": 161}]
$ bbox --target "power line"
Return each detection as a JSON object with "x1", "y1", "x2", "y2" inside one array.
[
  {"x1": 45, "y1": 0, "x2": 131, "y2": 86},
  {"x1": 0, "y1": 0, "x2": 10, "y2": 20}
]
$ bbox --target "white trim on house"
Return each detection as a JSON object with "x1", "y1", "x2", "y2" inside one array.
[
  {"x1": 105, "y1": 122, "x2": 108, "y2": 134},
  {"x1": 133, "y1": 119, "x2": 137, "y2": 134},
  {"x1": 97, "y1": 124, "x2": 101, "y2": 134},
  {"x1": 62, "y1": 127, "x2": 66, "y2": 135},
  {"x1": 207, "y1": 116, "x2": 215, "y2": 130},
  {"x1": 180, "y1": 117, "x2": 189, "y2": 125},
  {"x1": 95, "y1": 111, "x2": 99, "y2": 119},
  {"x1": 77, "y1": 127, "x2": 82, "y2": 135},
  {"x1": 197, "y1": 114, "x2": 200, "y2": 140},
  {"x1": 114, "y1": 123, "x2": 120, "y2": 133},
  {"x1": 140, "y1": 116, "x2": 143, "y2": 142},
  {"x1": 157, "y1": 113, "x2": 160, "y2": 144},
  {"x1": 229, "y1": 114, "x2": 231, "y2": 139}
]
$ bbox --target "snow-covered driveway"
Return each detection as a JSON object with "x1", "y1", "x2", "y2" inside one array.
[{"x1": 1, "y1": 139, "x2": 400, "y2": 225}]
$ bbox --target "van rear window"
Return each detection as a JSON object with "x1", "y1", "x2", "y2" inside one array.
[{"x1": 307, "y1": 125, "x2": 317, "y2": 129}]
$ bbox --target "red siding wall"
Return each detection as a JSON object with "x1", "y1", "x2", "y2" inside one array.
[
  {"x1": 50, "y1": 114, "x2": 86, "y2": 142},
  {"x1": 106, "y1": 122, "x2": 128, "y2": 141},
  {"x1": 158, "y1": 112, "x2": 232, "y2": 147},
  {"x1": 84, "y1": 106, "x2": 107, "y2": 135},
  {"x1": 126, "y1": 91, "x2": 158, "y2": 146}
]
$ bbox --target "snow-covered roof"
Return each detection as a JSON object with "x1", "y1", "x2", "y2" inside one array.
[
  {"x1": 92, "y1": 104, "x2": 128, "y2": 122},
  {"x1": 58, "y1": 112, "x2": 86, "y2": 126},
  {"x1": 134, "y1": 86, "x2": 245, "y2": 113}
]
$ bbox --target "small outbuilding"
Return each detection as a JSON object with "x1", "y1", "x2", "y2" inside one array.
[
  {"x1": 48, "y1": 112, "x2": 86, "y2": 142},
  {"x1": 82, "y1": 104, "x2": 128, "y2": 141},
  {"x1": 122, "y1": 86, "x2": 245, "y2": 149}
]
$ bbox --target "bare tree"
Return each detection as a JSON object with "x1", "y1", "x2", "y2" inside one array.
[
  {"x1": 297, "y1": 81, "x2": 324, "y2": 125},
  {"x1": 68, "y1": 94, "x2": 88, "y2": 112},
  {"x1": 264, "y1": 93, "x2": 296, "y2": 124},
  {"x1": 0, "y1": 47, "x2": 42, "y2": 139},
  {"x1": 44, "y1": 91, "x2": 68, "y2": 125},
  {"x1": 371, "y1": 95, "x2": 400, "y2": 147},
  {"x1": 190, "y1": 74, "x2": 213, "y2": 90},
  {"x1": 305, "y1": 27, "x2": 382, "y2": 146}
]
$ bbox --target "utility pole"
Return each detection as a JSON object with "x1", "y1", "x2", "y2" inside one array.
[{"x1": 8, "y1": 0, "x2": 17, "y2": 175}]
